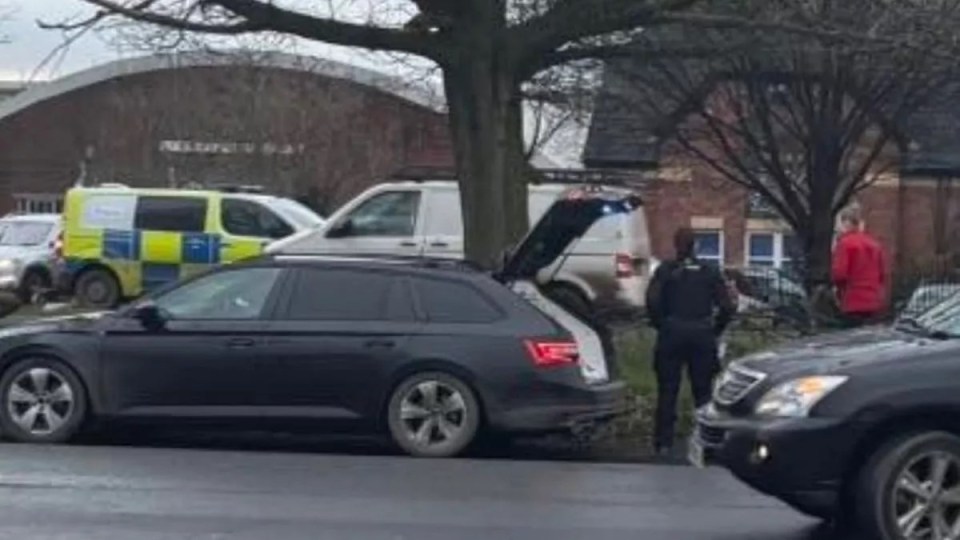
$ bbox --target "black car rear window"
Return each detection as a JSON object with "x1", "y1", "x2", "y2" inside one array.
[
  {"x1": 283, "y1": 268, "x2": 415, "y2": 321},
  {"x1": 413, "y1": 277, "x2": 502, "y2": 323}
]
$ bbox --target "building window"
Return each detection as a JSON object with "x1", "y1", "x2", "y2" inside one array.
[
  {"x1": 694, "y1": 230, "x2": 724, "y2": 266},
  {"x1": 746, "y1": 231, "x2": 798, "y2": 270},
  {"x1": 13, "y1": 194, "x2": 64, "y2": 215}
]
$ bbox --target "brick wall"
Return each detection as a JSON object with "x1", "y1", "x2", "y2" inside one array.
[
  {"x1": 639, "y1": 164, "x2": 960, "y2": 276},
  {"x1": 0, "y1": 65, "x2": 454, "y2": 215}
]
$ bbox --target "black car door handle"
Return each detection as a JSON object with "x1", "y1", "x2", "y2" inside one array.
[
  {"x1": 399, "y1": 241, "x2": 418, "y2": 247},
  {"x1": 225, "y1": 337, "x2": 256, "y2": 349},
  {"x1": 430, "y1": 241, "x2": 448, "y2": 247},
  {"x1": 364, "y1": 339, "x2": 396, "y2": 349}
]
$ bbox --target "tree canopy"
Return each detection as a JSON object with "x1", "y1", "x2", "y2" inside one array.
[{"x1": 57, "y1": 0, "x2": 954, "y2": 268}]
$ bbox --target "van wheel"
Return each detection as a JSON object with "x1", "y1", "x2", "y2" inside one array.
[
  {"x1": 386, "y1": 372, "x2": 480, "y2": 458},
  {"x1": 857, "y1": 431, "x2": 960, "y2": 540},
  {"x1": 75, "y1": 268, "x2": 120, "y2": 309}
]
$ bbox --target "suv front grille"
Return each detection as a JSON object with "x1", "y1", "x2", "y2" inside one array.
[{"x1": 713, "y1": 365, "x2": 766, "y2": 405}]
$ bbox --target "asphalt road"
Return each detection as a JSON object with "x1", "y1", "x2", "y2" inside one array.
[{"x1": 0, "y1": 438, "x2": 857, "y2": 540}]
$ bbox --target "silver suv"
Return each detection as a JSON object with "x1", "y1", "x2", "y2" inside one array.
[{"x1": 0, "y1": 214, "x2": 63, "y2": 302}]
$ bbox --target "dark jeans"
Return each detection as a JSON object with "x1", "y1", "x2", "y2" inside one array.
[{"x1": 653, "y1": 326, "x2": 720, "y2": 450}]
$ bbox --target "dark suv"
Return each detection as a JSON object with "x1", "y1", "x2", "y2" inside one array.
[
  {"x1": 691, "y1": 292, "x2": 960, "y2": 539},
  {"x1": 0, "y1": 186, "x2": 634, "y2": 458}
]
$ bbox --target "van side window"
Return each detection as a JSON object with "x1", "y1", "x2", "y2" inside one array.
[
  {"x1": 134, "y1": 196, "x2": 207, "y2": 233},
  {"x1": 222, "y1": 198, "x2": 294, "y2": 239},
  {"x1": 331, "y1": 191, "x2": 420, "y2": 237}
]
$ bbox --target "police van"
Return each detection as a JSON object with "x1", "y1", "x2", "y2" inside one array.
[{"x1": 60, "y1": 184, "x2": 325, "y2": 308}]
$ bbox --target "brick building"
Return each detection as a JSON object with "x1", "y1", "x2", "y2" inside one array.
[
  {"x1": 584, "y1": 61, "x2": 960, "y2": 279},
  {"x1": 0, "y1": 51, "x2": 455, "y2": 216}
]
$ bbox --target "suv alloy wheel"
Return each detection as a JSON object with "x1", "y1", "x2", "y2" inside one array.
[{"x1": 858, "y1": 431, "x2": 960, "y2": 540}]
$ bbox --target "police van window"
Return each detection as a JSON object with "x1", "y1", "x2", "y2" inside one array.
[
  {"x1": 222, "y1": 198, "x2": 295, "y2": 239},
  {"x1": 135, "y1": 196, "x2": 207, "y2": 233}
]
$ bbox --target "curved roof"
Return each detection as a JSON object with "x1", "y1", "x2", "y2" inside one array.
[{"x1": 0, "y1": 50, "x2": 442, "y2": 123}]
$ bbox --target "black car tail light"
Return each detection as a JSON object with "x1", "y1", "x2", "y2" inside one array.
[{"x1": 525, "y1": 339, "x2": 580, "y2": 367}]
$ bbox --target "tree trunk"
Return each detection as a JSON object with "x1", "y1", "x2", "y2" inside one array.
[
  {"x1": 803, "y1": 214, "x2": 835, "y2": 291},
  {"x1": 442, "y1": 55, "x2": 529, "y2": 270}
]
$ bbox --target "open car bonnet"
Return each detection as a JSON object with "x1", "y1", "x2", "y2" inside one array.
[{"x1": 497, "y1": 185, "x2": 644, "y2": 281}]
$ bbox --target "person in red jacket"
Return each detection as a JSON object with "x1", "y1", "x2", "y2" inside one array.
[{"x1": 832, "y1": 204, "x2": 887, "y2": 326}]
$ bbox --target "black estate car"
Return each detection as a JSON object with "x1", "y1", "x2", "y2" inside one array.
[
  {"x1": 0, "y1": 186, "x2": 634, "y2": 458},
  {"x1": 691, "y1": 292, "x2": 960, "y2": 539}
]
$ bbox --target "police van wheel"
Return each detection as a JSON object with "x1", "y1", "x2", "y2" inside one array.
[{"x1": 75, "y1": 269, "x2": 120, "y2": 309}]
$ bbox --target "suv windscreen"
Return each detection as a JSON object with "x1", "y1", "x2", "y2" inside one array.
[
  {"x1": 0, "y1": 222, "x2": 53, "y2": 246},
  {"x1": 905, "y1": 291, "x2": 960, "y2": 337},
  {"x1": 222, "y1": 198, "x2": 295, "y2": 239}
]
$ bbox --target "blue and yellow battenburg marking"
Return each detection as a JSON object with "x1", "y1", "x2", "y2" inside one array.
[{"x1": 66, "y1": 229, "x2": 227, "y2": 296}]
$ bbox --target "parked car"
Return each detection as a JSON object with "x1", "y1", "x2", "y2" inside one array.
[
  {"x1": 0, "y1": 185, "x2": 631, "y2": 457},
  {"x1": 267, "y1": 181, "x2": 654, "y2": 316},
  {"x1": 690, "y1": 289, "x2": 960, "y2": 538},
  {"x1": 730, "y1": 266, "x2": 809, "y2": 326},
  {"x1": 0, "y1": 213, "x2": 63, "y2": 302},
  {"x1": 60, "y1": 184, "x2": 325, "y2": 308},
  {"x1": 899, "y1": 283, "x2": 960, "y2": 320}
]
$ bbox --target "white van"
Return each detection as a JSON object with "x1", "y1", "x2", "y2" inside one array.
[{"x1": 267, "y1": 181, "x2": 654, "y2": 314}]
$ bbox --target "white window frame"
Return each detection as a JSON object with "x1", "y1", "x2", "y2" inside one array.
[
  {"x1": 13, "y1": 193, "x2": 64, "y2": 215},
  {"x1": 694, "y1": 229, "x2": 724, "y2": 266},
  {"x1": 745, "y1": 231, "x2": 795, "y2": 269}
]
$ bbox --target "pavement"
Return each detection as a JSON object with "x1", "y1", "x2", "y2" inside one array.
[{"x1": 0, "y1": 434, "x2": 857, "y2": 540}]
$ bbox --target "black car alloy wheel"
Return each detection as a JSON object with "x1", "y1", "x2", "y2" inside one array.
[
  {"x1": 0, "y1": 358, "x2": 87, "y2": 443},
  {"x1": 858, "y1": 431, "x2": 960, "y2": 540},
  {"x1": 387, "y1": 372, "x2": 480, "y2": 458}
]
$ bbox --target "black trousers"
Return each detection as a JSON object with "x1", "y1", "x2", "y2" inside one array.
[{"x1": 653, "y1": 326, "x2": 720, "y2": 450}]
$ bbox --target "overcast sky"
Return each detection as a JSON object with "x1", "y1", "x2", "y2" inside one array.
[{"x1": 1, "y1": 0, "x2": 586, "y2": 165}]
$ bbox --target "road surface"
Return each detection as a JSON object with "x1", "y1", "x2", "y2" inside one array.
[{"x1": 0, "y1": 437, "x2": 852, "y2": 540}]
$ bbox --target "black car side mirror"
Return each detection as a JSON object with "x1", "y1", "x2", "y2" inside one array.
[
  {"x1": 326, "y1": 219, "x2": 354, "y2": 238},
  {"x1": 132, "y1": 303, "x2": 167, "y2": 331}
]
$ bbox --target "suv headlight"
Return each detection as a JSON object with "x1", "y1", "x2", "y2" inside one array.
[
  {"x1": 754, "y1": 376, "x2": 848, "y2": 418},
  {"x1": 0, "y1": 259, "x2": 20, "y2": 276}
]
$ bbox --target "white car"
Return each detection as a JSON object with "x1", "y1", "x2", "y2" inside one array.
[
  {"x1": 900, "y1": 284, "x2": 960, "y2": 319},
  {"x1": 0, "y1": 213, "x2": 63, "y2": 301},
  {"x1": 268, "y1": 181, "x2": 655, "y2": 314}
]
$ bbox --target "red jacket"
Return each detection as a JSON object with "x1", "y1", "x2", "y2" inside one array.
[{"x1": 831, "y1": 231, "x2": 887, "y2": 315}]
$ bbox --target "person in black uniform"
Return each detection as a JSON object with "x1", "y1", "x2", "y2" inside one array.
[{"x1": 645, "y1": 227, "x2": 735, "y2": 456}]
